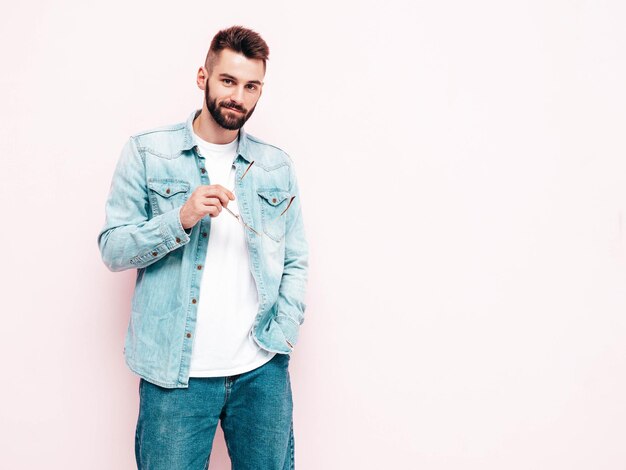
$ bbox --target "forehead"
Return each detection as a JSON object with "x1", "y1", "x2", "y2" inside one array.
[{"x1": 212, "y1": 48, "x2": 265, "y2": 81}]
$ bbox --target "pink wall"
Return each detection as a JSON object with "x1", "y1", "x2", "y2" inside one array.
[{"x1": 2, "y1": 0, "x2": 626, "y2": 468}]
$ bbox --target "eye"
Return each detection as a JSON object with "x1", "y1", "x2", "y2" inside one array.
[
  {"x1": 222, "y1": 79, "x2": 233, "y2": 85},
  {"x1": 246, "y1": 84, "x2": 257, "y2": 91}
]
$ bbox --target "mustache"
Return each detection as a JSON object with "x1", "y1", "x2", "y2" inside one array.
[{"x1": 222, "y1": 102, "x2": 245, "y2": 113}]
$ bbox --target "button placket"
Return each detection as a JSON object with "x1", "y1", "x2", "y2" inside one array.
[
  {"x1": 234, "y1": 159, "x2": 266, "y2": 331},
  {"x1": 183, "y1": 147, "x2": 206, "y2": 351}
]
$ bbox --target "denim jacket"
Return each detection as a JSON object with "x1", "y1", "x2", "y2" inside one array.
[{"x1": 97, "y1": 109, "x2": 308, "y2": 388}]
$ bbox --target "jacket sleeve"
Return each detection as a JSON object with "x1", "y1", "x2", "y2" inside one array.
[
  {"x1": 97, "y1": 136, "x2": 192, "y2": 272},
  {"x1": 274, "y1": 158, "x2": 309, "y2": 349}
]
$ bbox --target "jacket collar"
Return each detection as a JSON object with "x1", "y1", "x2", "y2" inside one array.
[{"x1": 180, "y1": 109, "x2": 252, "y2": 162}]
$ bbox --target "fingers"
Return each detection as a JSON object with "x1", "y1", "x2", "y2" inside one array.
[
  {"x1": 191, "y1": 185, "x2": 236, "y2": 219},
  {"x1": 201, "y1": 197, "x2": 222, "y2": 210},
  {"x1": 203, "y1": 184, "x2": 235, "y2": 206},
  {"x1": 183, "y1": 185, "x2": 237, "y2": 221},
  {"x1": 205, "y1": 205, "x2": 221, "y2": 217}
]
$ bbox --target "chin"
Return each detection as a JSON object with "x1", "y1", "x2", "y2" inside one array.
[{"x1": 222, "y1": 117, "x2": 245, "y2": 129}]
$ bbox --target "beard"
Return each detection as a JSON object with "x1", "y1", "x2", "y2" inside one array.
[{"x1": 204, "y1": 80, "x2": 257, "y2": 130}]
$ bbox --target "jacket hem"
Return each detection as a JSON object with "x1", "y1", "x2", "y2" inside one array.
[
  {"x1": 250, "y1": 329, "x2": 292, "y2": 354},
  {"x1": 125, "y1": 356, "x2": 189, "y2": 389}
]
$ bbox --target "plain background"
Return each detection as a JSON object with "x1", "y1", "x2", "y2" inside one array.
[{"x1": 2, "y1": 0, "x2": 626, "y2": 468}]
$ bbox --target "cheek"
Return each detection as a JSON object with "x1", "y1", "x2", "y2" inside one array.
[
  {"x1": 246, "y1": 96, "x2": 259, "y2": 109},
  {"x1": 209, "y1": 84, "x2": 228, "y2": 102}
]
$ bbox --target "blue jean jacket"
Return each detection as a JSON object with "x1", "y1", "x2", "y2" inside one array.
[{"x1": 97, "y1": 109, "x2": 308, "y2": 388}]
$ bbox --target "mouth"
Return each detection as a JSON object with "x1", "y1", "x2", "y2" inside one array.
[{"x1": 223, "y1": 106, "x2": 244, "y2": 114}]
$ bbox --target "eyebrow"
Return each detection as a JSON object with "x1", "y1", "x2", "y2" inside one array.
[{"x1": 218, "y1": 73, "x2": 263, "y2": 86}]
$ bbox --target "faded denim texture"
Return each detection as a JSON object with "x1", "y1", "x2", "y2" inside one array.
[
  {"x1": 135, "y1": 353, "x2": 294, "y2": 470},
  {"x1": 97, "y1": 109, "x2": 308, "y2": 389}
]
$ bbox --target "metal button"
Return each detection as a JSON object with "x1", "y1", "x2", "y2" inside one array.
[
  {"x1": 202, "y1": 232, "x2": 207, "y2": 238},
  {"x1": 192, "y1": 298, "x2": 197, "y2": 304},
  {"x1": 201, "y1": 168, "x2": 206, "y2": 174},
  {"x1": 272, "y1": 198, "x2": 277, "y2": 203},
  {"x1": 166, "y1": 188, "x2": 171, "y2": 194},
  {"x1": 197, "y1": 265, "x2": 202, "y2": 270},
  {"x1": 152, "y1": 252, "x2": 158, "y2": 256},
  {"x1": 186, "y1": 332, "x2": 192, "y2": 338},
  {"x1": 175, "y1": 237, "x2": 181, "y2": 243}
]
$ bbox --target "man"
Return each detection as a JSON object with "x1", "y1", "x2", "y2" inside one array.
[{"x1": 97, "y1": 25, "x2": 308, "y2": 470}]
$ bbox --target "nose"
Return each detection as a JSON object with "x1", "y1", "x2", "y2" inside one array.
[{"x1": 230, "y1": 86, "x2": 245, "y2": 105}]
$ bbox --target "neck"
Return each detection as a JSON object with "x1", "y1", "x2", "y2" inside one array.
[{"x1": 192, "y1": 106, "x2": 239, "y2": 144}]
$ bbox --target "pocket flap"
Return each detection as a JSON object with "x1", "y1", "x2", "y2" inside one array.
[
  {"x1": 147, "y1": 180, "x2": 190, "y2": 198},
  {"x1": 257, "y1": 189, "x2": 290, "y2": 206}
]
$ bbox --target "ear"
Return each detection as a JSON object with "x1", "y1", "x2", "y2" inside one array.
[{"x1": 196, "y1": 66, "x2": 208, "y2": 91}]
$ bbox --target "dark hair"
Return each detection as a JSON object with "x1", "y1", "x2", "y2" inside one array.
[{"x1": 205, "y1": 25, "x2": 270, "y2": 76}]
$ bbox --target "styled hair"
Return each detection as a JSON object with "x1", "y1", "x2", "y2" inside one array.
[{"x1": 205, "y1": 25, "x2": 270, "y2": 76}]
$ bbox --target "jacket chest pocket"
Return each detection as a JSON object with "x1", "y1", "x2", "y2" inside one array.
[
  {"x1": 147, "y1": 179, "x2": 190, "y2": 216},
  {"x1": 257, "y1": 188, "x2": 292, "y2": 242}
]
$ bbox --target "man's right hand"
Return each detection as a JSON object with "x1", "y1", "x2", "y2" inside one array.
[{"x1": 179, "y1": 184, "x2": 236, "y2": 230}]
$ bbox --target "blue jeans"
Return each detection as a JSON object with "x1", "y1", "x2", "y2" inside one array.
[{"x1": 134, "y1": 353, "x2": 294, "y2": 469}]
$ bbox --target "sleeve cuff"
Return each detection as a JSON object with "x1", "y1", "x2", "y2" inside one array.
[{"x1": 160, "y1": 206, "x2": 192, "y2": 249}]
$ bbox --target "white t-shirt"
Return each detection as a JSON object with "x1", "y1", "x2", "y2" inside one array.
[{"x1": 188, "y1": 129, "x2": 276, "y2": 377}]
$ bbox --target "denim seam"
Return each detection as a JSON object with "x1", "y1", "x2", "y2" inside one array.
[
  {"x1": 254, "y1": 160, "x2": 289, "y2": 172},
  {"x1": 275, "y1": 313, "x2": 300, "y2": 326},
  {"x1": 140, "y1": 146, "x2": 186, "y2": 160},
  {"x1": 129, "y1": 240, "x2": 168, "y2": 266},
  {"x1": 289, "y1": 420, "x2": 295, "y2": 470}
]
